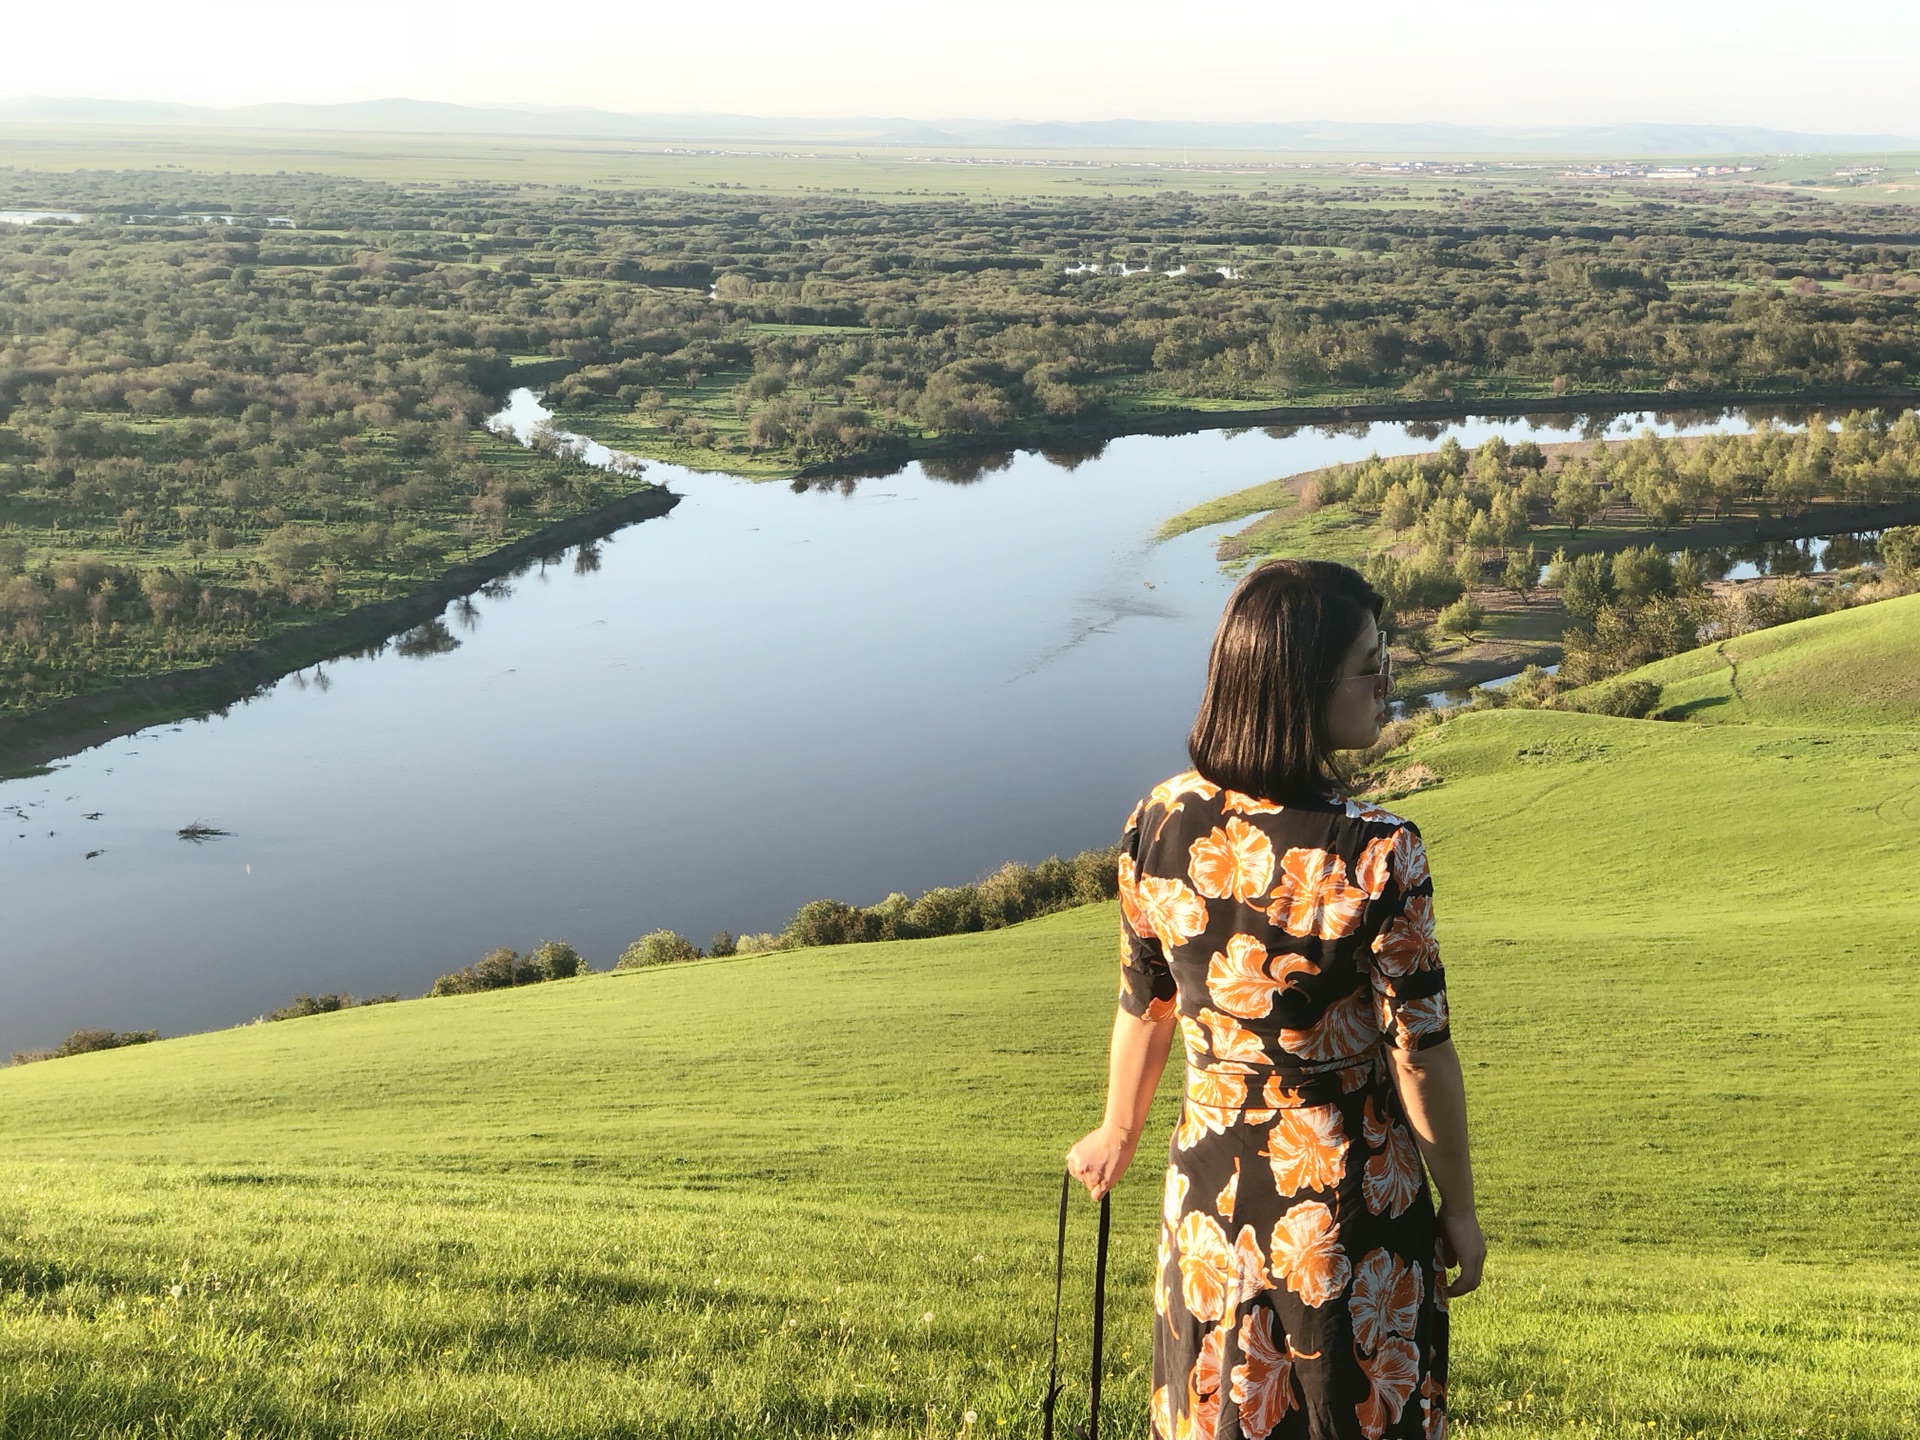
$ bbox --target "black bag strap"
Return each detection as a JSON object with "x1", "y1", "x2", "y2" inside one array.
[{"x1": 1042, "y1": 1171, "x2": 1111, "y2": 1440}]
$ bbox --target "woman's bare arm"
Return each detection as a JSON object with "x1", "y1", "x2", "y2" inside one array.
[
  {"x1": 1387, "y1": 1037, "x2": 1486, "y2": 1295},
  {"x1": 1066, "y1": 1006, "x2": 1178, "y2": 1199}
]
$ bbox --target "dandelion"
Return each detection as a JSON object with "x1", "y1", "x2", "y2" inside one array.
[
  {"x1": 964, "y1": 1411, "x2": 978, "y2": 1425},
  {"x1": 921, "y1": 1310, "x2": 935, "y2": 1323}
]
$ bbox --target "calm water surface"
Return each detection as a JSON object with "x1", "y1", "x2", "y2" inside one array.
[{"x1": 0, "y1": 406, "x2": 1752, "y2": 1054}]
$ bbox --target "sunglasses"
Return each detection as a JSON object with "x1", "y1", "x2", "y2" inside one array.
[{"x1": 1338, "y1": 628, "x2": 1393, "y2": 696}]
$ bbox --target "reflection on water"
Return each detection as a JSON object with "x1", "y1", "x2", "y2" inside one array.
[
  {"x1": 1689, "y1": 531, "x2": 1882, "y2": 582},
  {"x1": 0, "y1": 400, "x2": 1771, "y2": 1054}
]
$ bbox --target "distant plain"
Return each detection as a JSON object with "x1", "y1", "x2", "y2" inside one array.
[{"x1": 3, "y1": 123, "x2": 1918, "y2": 202}]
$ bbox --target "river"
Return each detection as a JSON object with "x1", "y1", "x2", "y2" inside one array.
[{"x1": 0, "y1": 403, "x2": 1773, "y2": 1056}]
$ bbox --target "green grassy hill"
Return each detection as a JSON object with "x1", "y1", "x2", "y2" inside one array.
[
  {"x1": 3, "y1": 605, "x2": 1918, "y2": 1438},
  {"x1": 1565, "y1": 589, "x2": 1920, "y2": 728}
]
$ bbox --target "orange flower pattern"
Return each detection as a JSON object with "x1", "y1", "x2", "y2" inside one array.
[
  {"x1": 1185, "y1": 1325, "x2": 1225, "y2": 1440},
  {"x1": 1136, "y1": 874, "x2": 1212, "y2": 953},
  {"x1": 1363, "y1": 1097, "x2": 1424, "y2": 1218},
  {"x1": 1122, "y1": 776, "x2": 1448, "y2": 1439},
  {"x1": 1351, "y1": 1248, "x2": 1423, "y2": 1355},
  {"x1": 1269, "y1": 1201, "x2": 1351, "y2": 1308},
  {"x1": 1189, "y1": 816, "x2": 1276, "y2": 904},
  {"x1": 1372, "y1": 894, "x2": 1437, "y2": 978},
  {"x1": 1262, "y1": 1103, "x2": 1350, "y2": 1197},
  {"x1": 1190, "y1": 1008, "x2": 1270, "y2": 1065},
  {"x1": 1228, "y1": 1306, "x2": 1298, "y2": 1440},
  {"x1": 1357, "y1": 1337, "x2": 1421, "y2": 1439},
  {"x1": 1150, "y1": 770, "x2": 1223, "y2": 841},
  {"x1": 1215, "y1": 1160, "x2": 1240, "y2": 1219},
  {"x1": 1175, "y1": 1211, "x2": 1237, "y2": 1322},
  {"x1": 1207, "y1": 934, "x2": 1317, "y2": 1020},
  {"x1": 1266, "y1": 847, "x2": 1370, "y2": 940}
]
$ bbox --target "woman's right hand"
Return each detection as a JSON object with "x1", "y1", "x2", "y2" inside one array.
[
  {"x1": 1437, "y1": 1205, "x2": 1486, "y2": 1297},
  {"x1": 1066, "y1": 1122, "x2": 1138, "y2": 1200}
]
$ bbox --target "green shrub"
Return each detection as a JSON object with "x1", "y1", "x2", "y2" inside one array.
[
  {"x1": 1487, "y1": 665, "x2": 1563, "y2": 710},
  {"x1": 11, "y1": 1028, "x2": 160, "y2": 1065},
  {"x1": 1552, "y1": 550, "x2": 1615, "y2": 622},
  {"x1": 524, "y1": 940, "x2": 586, "y2": 980},
  {"x1": 731, "y1": 932, "x2": 785, "y2": 955},
  {"x1": 616, "y1": 930, "x2": 702, "y2": 969},
  {"x1": 780, "y1": 901, "x2": 861, "y2": 949},
  {"x1": 1560, "y1": 596, "x2": 1708, "y2": 686},
  {"x1": 1363, "y1": 551, "x2": 1463, "y2": 615},
  {"x1": 1733, "y1": 579, "x2": 1825, "y2": 634},
  {"x1": 439, "y1": 948, "x2": 541, "y2": 990},
  {"x1": 263, "y1": 993, "x2": 397, "y2": 1022},
  {"x1": 774, "y1": 845, "x2": 1121, "y2": 952},
  {"x1": 1881, "y1": 526, "x2": 1919, "y2": 575},
  {"x1": 903, "y1": 886, "x2": 984, "y2": 939},
  {"x1": 1560, "y1": 677, "x2": 1664, "y2": 719}
]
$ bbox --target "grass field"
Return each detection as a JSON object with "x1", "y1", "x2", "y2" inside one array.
[{"x1": 2, "y1": 601, "x2": 1918, "y2": 1437}]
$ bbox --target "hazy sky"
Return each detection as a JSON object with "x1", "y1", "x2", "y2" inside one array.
[{"x1": 10, "y1": 0, "x2": 1919, "y2": 135}]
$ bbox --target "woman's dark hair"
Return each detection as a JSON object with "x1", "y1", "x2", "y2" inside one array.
[{"x1": 1188, "y1": 559, "x2": 1384, "y2": 804}]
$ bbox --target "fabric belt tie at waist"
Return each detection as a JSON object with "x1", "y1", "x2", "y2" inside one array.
[{"x1": 1184, "y1": 1049, "x2": 1382, "y2": 1111}]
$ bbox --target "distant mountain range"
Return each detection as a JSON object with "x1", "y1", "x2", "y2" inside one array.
[{"x1": 1, "y1": 97, "x2": 1912, "y2": 155}]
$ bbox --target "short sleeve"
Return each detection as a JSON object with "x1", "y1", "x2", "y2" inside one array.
[
  {"x1": 1116, "y1": 803, "x2": 1177, "y2": 1021},
  {"x1": 1363, "y1": 822, "x2": 1450, "y2": 1052}
]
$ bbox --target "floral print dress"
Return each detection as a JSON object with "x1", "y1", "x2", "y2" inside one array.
[{"x1": 1116, "y1": 772, "x2": 1451, "y2": 1440}]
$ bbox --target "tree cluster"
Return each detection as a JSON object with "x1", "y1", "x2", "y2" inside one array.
[
  {"x1": 1324, "y1": 411, "x2": 1920, "y2": 628},
  {"x1": 428, "y1": 940, "x2": 585, "y2": 996}
]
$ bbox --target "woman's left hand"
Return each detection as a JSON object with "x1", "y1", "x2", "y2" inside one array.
[{"x1": 1066, "y1": 1122, "x2": 1138, "y2": 1200}]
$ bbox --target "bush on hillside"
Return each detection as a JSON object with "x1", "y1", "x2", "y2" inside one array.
[
  {"x1": 11, "y1": 1028, "x2": 160, "y2": 1066},
  {"x1": 1488, "y1": 665, "x2": 1565, "y2": 710},
  {"x1": 525, "y1": 940, "x2": 586, "y2": 979},
  {"x1": 616, "y1": 930, "x2": 702, "y2": 969},
  {"x1": 431, "y1": 941, "x2": 586, "y2": 995},
  {"x1": 1558, "y1": 677, "x2": 1664, "y2": 719},
  {"x1": 1728, "y1": 579, "x2": 1824, "y2": 634},
  {"x1": 1559, "y1": 596, "x2": 1708, "y2": 686},
  {"x1": 264, "y1": 992, "x2": 398, "y2": 1022},
  {"x1": 776, "y1": 845, "x2": 1121, "y2": 950},
  {"x1": 1881, "y1": 526, "x2": 1919, "y2": 575}
]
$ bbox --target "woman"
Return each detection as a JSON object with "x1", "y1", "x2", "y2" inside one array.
[{"x1": 1068, "y1": 559, "x2": 1483, "y2": 1440}]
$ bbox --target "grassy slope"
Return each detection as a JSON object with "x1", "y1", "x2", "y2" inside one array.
[
  {"x1": 3, "y1": 611, "x2": 1920, "y2": 1436},
  {"x1": 1570, "y1": 589, "x2": 1920, "y2": 728}
]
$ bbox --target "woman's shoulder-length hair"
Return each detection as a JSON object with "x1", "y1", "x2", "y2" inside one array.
[{"x1": 1187, "y1": 558, "x2": 1384, "y2": 806}]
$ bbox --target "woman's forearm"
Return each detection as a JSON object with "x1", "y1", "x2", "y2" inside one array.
[
  {"x1": 1387, "y1": 1039, "x2": 1476, "y2": 1214},
  {"x1": 1069, "y1": 1006, "x2": 1178, "y2": 1197},
  {"x1": 1103, "y1": 1006, "x2": 1178, "y2": 1142}
]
